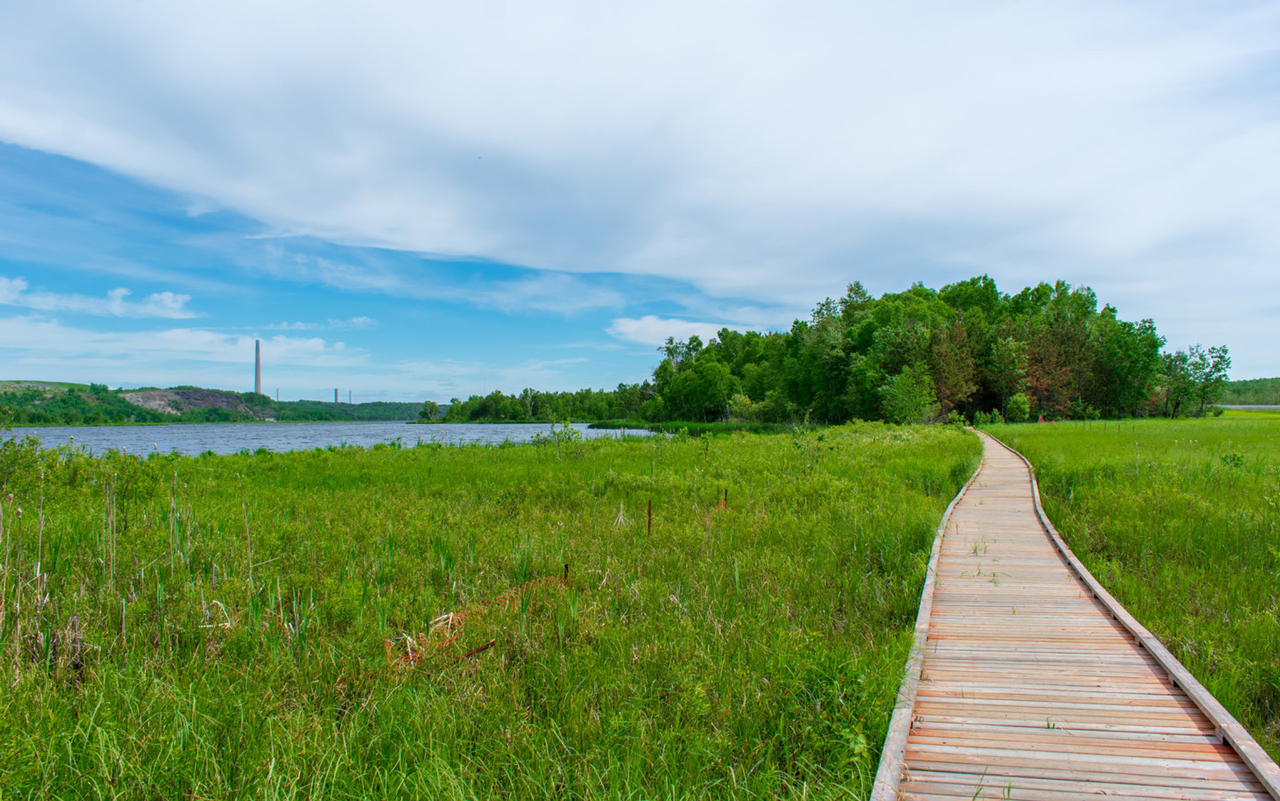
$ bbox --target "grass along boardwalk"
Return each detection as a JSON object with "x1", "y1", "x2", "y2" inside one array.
[{"x1": 873, "y1": 431, "x2": 1280, "y2": 800}]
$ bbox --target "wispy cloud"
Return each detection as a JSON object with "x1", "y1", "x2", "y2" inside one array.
[
  {"x1": 244, "y1": 245, "x2": 625, "y2": 315},
  {"x1": 0, "y1": 277, "x2": 198, "y2": 318},
  {"x1": 3, "y1": 1, "x2": 1277, "y2": 311},
  {"x1": 2, "y1": 3, "x2": 1280, "y2": 376},
  {"x1": 0, "y1": 314, "x2": 360, "y2": 366},
  {"x1": 0, "y1": 314, "x2": 614, "y2": 398},
  {"x1": 473, "y1": 273, "x2": 623, "y2": 315},
  {"x1": 265, "y1": 316, "x2": 377, "y2": 331},
  {"x1": 607, "y1": 316, "x2": 729, "y2": 347}
]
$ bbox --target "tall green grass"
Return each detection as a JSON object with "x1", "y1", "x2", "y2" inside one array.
[
  {"x1": 985, "y1": 417, "x2": 1280, "y2": 759},
  {"x1": 0, "y1": 423, "x2": 978, "y2": 799},
  {"x1": 588, "y1": 421, "x2": 802, "y2": 436}
]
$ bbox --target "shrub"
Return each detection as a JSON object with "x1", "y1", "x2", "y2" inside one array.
[
  {"x1": 1006, "y1": 392, "x2": 1030, "y2": 423},
  {"x1": 881, "y1": 364, "x2": 940, "y2": 425},
  {"x1": 974, "y1": 409, "x2": 1004, "y2": 426},
  {"x1": 728, "y1": 393, "x2": 759, "y2": 422}
]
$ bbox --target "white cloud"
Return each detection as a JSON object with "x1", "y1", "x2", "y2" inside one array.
[
  {"x1": 1, "y1": 2, "x2": 1279, "y2": 370},
  {"x1": 265, "y1": 321, "x2": 320, "y2": 331},
  {"x1": 0, "y1": 314, "x2": 609, "y2": 398},
  {"x1": 473, "y1": 273, "x2": 622, "y2": 315},
  {"x1": 0, "y1": 276, "x2": 198, "y2": 318},
  {"x1": 248, "y1": 248, "x2": 623, "y2": 314},
  {"x1": 0, "y1": 314, "x2": 360, "y2": 367},
  {"x1": 265, "y1": 316, "x2": 378, "y2": 331},
  {"x1": 135, "y1": 291, "x2": 194, "y2": 317},
  {"x1": 607, "y1": 316, "x2": 729, "y2": 347}
]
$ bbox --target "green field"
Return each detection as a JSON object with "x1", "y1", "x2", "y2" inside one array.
[
  {"x1": 984, "y1": 416, "x2": 1280, "y2": 759},
  {"x1": 0, "y1": 423, "x2": 978, "y2": 799},
  {"x1": 587, "y1": 421, "x2": 800, "y2": 437}
]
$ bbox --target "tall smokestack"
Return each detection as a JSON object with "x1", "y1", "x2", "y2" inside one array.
[
  {"x1": 335, "y1": 388, "x2": 339, "y2": 404},
  {"x1": 254, "y1": 340, "x2": 262, "y2": 395}
]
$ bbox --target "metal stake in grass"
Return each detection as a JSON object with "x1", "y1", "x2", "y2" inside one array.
[{"x1": 35, "y1": 470, "x2": 43, "y2": 578}]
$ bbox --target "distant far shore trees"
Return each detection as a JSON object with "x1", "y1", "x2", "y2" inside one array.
[
  {"x1": 1, "y1": 384, "x2": 423, "y2": 427},
  {"x1": 429, "y1": 276, "x2": 1233, "y2": 426},
  {"x1": 432, "y1": 386, "x2": 649, "y2": 424}
]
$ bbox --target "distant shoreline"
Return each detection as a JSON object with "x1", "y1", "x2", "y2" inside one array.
[
  {"x1": 411, "y1": 419, "x2": 601, "y2": 425},
  {"x1": 7, "y1": 418, "x2": 418, "y2": 429}
]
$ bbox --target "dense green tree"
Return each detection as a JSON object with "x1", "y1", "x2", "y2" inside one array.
[
  {"x1": 1006, "y1": 392, "x2": 1031, "y2": 423},
  {"x1": 1024, "y1": 320, "x2": 1074, "y2": 419},
  {"x1": 881, "y1": 364, "x2": 940, "y2": 424},
  {"x1": 1157, "y1": 345, "x2": 1231, "y2": 418},
  {"x1": 1189, "y1": 345, "x2": 1232, "y2": 417},
  {"x1": 1161, "y1": 351, "x2": 1194, "y2": 418},
  {"x1": 988, "y1": 334, "x2": 1028, "y2": 415},
  {"x1": 635, "y1": 276, "x2": 1217, "y2": 425},
  {"x1": 930, "y1": 322, "x2": 977, "y2": 417},
  {"x1": 1089, "y1": 310, "x2": 1164, "y2": 417},
  {"x1": 939, "y1": 275, "x2": 1003, "y2": 320}
]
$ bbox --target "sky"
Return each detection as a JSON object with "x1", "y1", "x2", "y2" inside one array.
[{"x1": 1, "y1": 1, "x2": 1278, "y2": 402}]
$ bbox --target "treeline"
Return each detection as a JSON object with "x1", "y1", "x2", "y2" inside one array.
[
  {"x1": 642, "y1": 278, "x2": 1229, "y2": 424},
  {"x1": 1, "y1": 384, "x2": 421, "y2": 426},
  {"x1": 1, "y1": 384, "x2": 171, "y2": 426},
  {"x1": 1221, "y1": 377, "x2": 1280, "y2": 406},
  {"x1": 429, "y1": 386, "x2": 649, "y2": 423},
  {"x1": 269, "y1": 399, "x2": 422, "y2": 422},
  {"x1": 430, "y1": 276, "x2": 1233, "y2": 426}
]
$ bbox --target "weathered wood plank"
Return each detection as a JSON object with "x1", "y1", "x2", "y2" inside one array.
[
  {"x1": 901, "y1": 773, "x2": 1268, "y2": 801},
  {"x1": 901, "y1": 761, "x2": 1267, "y2": 792},
  {"x1": 903, "y1": 744, "x2": 1257, "y2": 777}
]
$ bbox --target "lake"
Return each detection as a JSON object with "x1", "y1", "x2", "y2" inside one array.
[{"x1": 6, "y1": 421, "x2": 652, "y2": 456}]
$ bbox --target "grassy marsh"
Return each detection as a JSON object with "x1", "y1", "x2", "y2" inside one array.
[
  {"x1": 985, "y1": 416, "x2": 1280, "y2": 759},
  {"x1": 0, "y1": 423, "x2": 978, "y2": 799}
]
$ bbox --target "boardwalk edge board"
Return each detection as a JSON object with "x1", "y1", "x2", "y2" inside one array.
[
  {"x1": 872, "y1": 428, "x2": 1279, "y2": 800},
  {"x1": 868, "y1": 445, "x2": 984, "y2": 801},
  {"x1": 984, "y1": 431, "x2": 1280, "y2": 800}
]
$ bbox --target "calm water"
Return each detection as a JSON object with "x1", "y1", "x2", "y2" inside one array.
[{"x1": 7, "y1": 421, "x2": 651, "y2": 456}]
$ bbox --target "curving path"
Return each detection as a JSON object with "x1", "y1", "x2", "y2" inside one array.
[{"x1": 873, "y1": 431, "x2": 1279, "y2": 800}]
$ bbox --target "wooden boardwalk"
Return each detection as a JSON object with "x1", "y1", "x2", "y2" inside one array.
[{"x1": 873, "y1": 431, "x2": 1280, "y2": 800}]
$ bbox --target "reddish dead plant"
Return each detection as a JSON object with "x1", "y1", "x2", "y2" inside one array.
[{"x1": 387, "y1": 563, "x2": 573, "y2": 670}]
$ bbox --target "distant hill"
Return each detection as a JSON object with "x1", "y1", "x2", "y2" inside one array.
[
  {"x1": 122, "y1": 388, "x2": 276, "y2": 420},
  {"x1": 1221, "y1": 377, "x2": 1280, "y2": 406},
  {"x1": 0, "y1": 382, "x2": 422, "y2": 426}
]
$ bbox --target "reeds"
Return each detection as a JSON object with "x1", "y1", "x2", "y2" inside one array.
[{"x1": 0, "y1": 422, "x2": 978, "y2": 798}]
